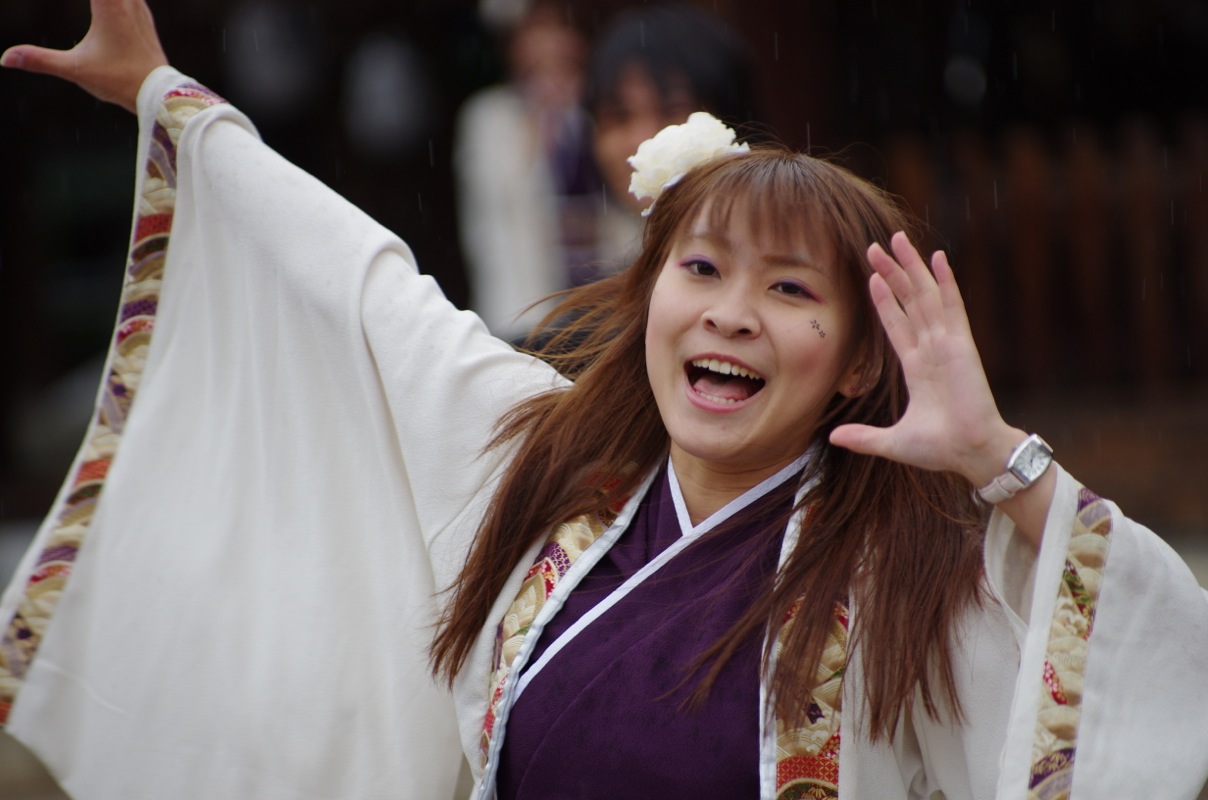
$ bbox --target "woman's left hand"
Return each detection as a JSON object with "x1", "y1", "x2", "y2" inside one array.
[
  {"x1": 830, "y1": 231, "x2": 1020, "y2": 482},
  {"x1": 830, "y1": 232, "x2": 1054, "y2": 546}
]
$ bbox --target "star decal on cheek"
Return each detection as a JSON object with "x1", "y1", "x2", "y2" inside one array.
[{"x1": 811, "y1": 319, "x2": 826, "y2": 338}]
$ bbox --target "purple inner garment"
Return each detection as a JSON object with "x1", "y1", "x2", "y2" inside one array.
[{"x1": 495, "y1": 464, "x2": 795, "y2": 799}]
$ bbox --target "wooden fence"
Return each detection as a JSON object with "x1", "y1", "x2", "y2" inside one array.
[{"x1": 880, "y1": 116, "x2": 1208, "y2": 395}]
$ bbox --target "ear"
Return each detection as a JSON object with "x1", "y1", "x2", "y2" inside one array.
[{"x1": 837, "y1": 352, "x2": 878, "y2": 398}]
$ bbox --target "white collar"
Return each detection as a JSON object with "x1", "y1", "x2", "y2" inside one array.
[{"x1": 667, "y1": 450, "x2": 813, "y2": 538}]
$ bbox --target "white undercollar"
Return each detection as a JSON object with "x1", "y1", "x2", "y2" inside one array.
[{"x1": 667, "y1": 450, "x2": 813, "y2": 538}]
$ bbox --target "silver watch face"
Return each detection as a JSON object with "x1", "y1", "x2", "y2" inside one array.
[{"x1": 1009, "y1": 437, "x2": 1053, "y2": 484}]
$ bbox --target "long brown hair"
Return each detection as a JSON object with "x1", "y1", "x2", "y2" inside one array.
[{"x1": 430, "y1": 146, "x2": 985, "y2": 741}]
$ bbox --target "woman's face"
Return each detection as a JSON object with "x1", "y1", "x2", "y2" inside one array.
[
  {"x1": 593, "y1": 62, "x2": 697, "y2": 212},
  {"x1": 510, "y1": 16, "x2": 585, "y2": 113},
  {"x1": 645, "y1": 201, "x2": 863, "y2": 485}
]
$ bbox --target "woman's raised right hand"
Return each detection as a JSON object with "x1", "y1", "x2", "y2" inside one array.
[{"x1": 1, "y1": 0, "x2": 168, "y2": 113}]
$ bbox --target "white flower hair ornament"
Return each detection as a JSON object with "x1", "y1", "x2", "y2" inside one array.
[{"x1": 627, "y1": 111, "x2": 750, "y2": 217}]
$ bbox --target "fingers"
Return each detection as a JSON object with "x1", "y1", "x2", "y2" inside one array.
[
  {"x1": 867, "y1": 236, "x2": 937, "y2": 354},
  {"x1": 867, "y1": 270, "x2": 916, "y2": 354},
  {"x1": 868, "y1": 232, "x2": 939, "y2": 294},
  {"x1": 889, "y1": 231, "x2": 936, "y2": 296},
  {"x1": 868, "y1": 232, "x2": 973, "y2": 330},
  {"x1": 929, "y1": 248, "x2": 977, "y2": 338},
  {"x1": 868, "y1": 235, "x2": 934, "y2": 325},
  {"x1": 1, "y1": 45, "x2": 76, "y2": 80},
  {"x1": 829, "y1": 422, "x2": 893, "y2": 460},
  {"x1": 0, "y1": 47, "x2": 29, "y2": 70},
  {"x1": 1, "y1": 0, "x2": 168, "y2": 112},
  {"x1": 866, "y1": 239, "x2": 914, "y2": 304}
]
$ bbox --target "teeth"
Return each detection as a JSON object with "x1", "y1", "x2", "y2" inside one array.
[
  {"x1": 695, "y1": 390, "x2": 742, "y2": 404},
  {"x1": 691, "y1": 358, "x2": 763, "y2": 381}
]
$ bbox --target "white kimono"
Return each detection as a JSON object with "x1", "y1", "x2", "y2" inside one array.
[{"x1": 2, "y1": 67, "x2": 1205, "y2": 800}]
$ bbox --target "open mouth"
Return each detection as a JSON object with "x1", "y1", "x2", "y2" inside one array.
[{"x1": 686, "y1": 358, "x2": 766, "y2": 404}]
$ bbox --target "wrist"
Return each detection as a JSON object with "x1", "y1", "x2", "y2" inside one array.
[
  {"x1": 961, "y1": 424, "x2": 1028, "y2": 487},
  {"x1": 974, "y1": 431, "x2": 1054, "y2": 505}
]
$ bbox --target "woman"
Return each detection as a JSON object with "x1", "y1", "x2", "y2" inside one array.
[{"x1": 2, "y1": 2, "x2": 1206, "y2": 799}]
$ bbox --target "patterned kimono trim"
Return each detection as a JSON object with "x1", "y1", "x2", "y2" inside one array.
[
  {"x1": 0, "y1": 84, "x2": 227, "y2": 725},
  {"x1": 479, "y1": 511, "x2": 615, "y2": 767},
  {"x1": 1026, "y1": 488, "x2": 1114, "y2": 800},
  {"x1": 773, "y1": 600, "x2": 848, "y2": 800}
]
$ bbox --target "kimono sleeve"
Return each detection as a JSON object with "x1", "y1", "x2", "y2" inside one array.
[
  {"x1": 986, "y1": 464, "x2": 1208, "y2": 799},
  {"x1": 0, "y1": 67, "x2": 560, "y2": 799}
]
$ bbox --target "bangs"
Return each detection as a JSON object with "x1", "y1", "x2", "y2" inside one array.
[{"x1": 695, "y1": 156, "x2": 827, "y2": 255}]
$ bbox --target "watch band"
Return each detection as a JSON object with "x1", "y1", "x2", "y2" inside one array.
[
  {"x1": 976, "y1": 434, "x2": 1053, "y2": 504},
  {"x1": 976, "y1": 470, "x2": 1026, "y2": 504}
]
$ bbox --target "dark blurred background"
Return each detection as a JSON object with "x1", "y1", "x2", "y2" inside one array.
[{"x1": 2, "y1": 0, "x2": 1207, "y2": 531}]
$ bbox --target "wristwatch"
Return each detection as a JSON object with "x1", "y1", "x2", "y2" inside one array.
[{"x1": 976, "y1": 434, "x2": 1053, "y2": 504}]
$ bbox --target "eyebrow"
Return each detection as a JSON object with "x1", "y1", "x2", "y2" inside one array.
[{"x1": 680, "y1": 231, "x2": 825, "y2": 272}]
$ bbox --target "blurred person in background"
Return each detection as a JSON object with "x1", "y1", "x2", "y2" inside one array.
[
  {"x1": 455, "y1": 1, "x2": 759, "y2": 342},
  {"x1": 586, "y1": 2, "x2": 759, "y2": 219},
  {"x1": 454, "y1": 1, "x2": 601, "y2": 340}
]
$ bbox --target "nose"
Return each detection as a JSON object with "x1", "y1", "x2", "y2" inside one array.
[{"x1": 702, "y1": 287, "x2": 760, "y2": 338}]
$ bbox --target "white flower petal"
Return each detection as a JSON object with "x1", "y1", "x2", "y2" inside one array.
[{"x1": 628, "y1": 111, "x2": 749, "y2": 212}]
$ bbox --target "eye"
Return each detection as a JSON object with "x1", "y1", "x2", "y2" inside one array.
[
  {"x1": 681, "y1": 258, "x2": 719, "y2": 277},
  {"x1": 772, "y1": 280, "x2": 815, "y2": 299}
]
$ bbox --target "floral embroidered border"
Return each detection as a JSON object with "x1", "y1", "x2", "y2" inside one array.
[
  {"x1": 1026, "y1": 487, "x2": 1114, "y2": 800},
  {"x1": 479, "y1": 512, "x2": 612, "y2": 766},
  {"x1": 774, "y1": 599, "x2": 847, "y2": 800},
  {"x1": 0, "y1": 83, "x2": 226, "y2": 725}
]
